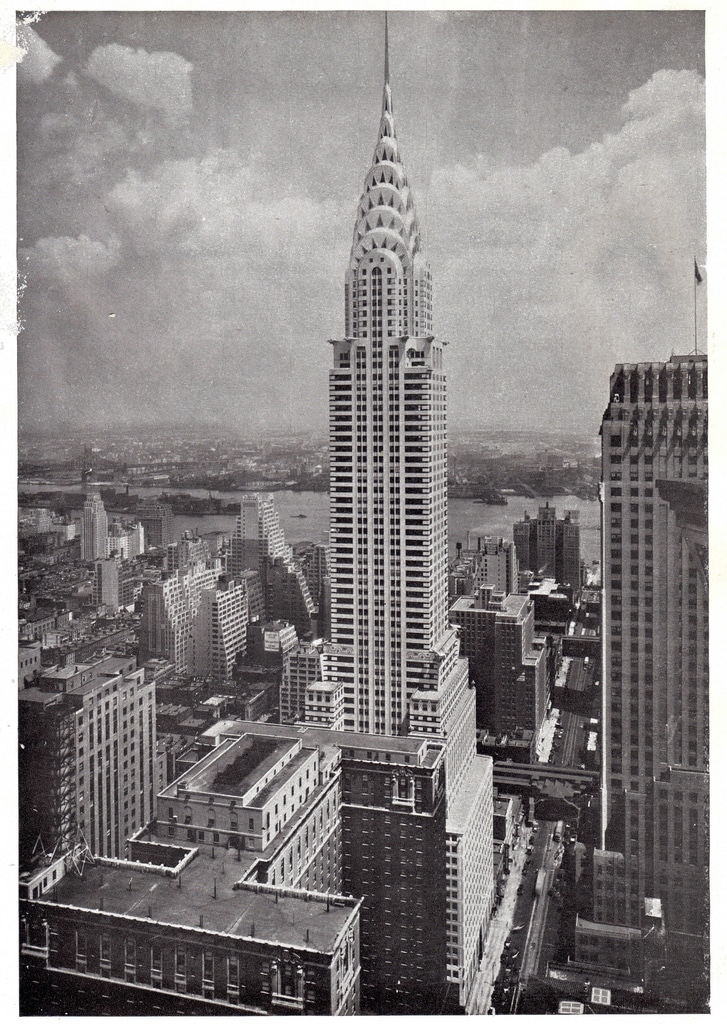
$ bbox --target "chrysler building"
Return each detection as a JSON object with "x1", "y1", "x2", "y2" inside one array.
[
  {"x1": 319, "y1": 22, "x2": 495, "y2": 1007},
  {"x1": 326, "y1": 24, "x2": 471, "y2": 763}
]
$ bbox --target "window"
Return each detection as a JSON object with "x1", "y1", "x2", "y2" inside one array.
[
  {"x1": 124, "y1": 936, "x2": 136, "y2": 982},
  {"x1": 227, "y1": 956, "x2": 240, "y2": 1002},
  {"x1": 75, "y1": 931, "x2": 87, "y2": 972},
  {"x1": 151, "y1": 945, "x2": 162, "y2": 988},
  {"x1": 175, "y1": 946, "x2": 187, "y2": 992},
  {"x1": 203, "y1": 950, "x2": 215, "y2": 997}
]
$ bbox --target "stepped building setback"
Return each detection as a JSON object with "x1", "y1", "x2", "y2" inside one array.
[{"x1": 316, "y1": 22, "x2": 494, "y2": 1010}]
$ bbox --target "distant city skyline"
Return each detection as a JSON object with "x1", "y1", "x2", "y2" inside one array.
[{"x1": 17, "y1": 10, "x2": 705, "y2": 436}]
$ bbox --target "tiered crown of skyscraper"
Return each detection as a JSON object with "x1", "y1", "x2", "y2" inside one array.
[
  {"x1": 349, "y1": 33, "x2": 421, "y2": 278},
  {"x1": 344, "y1": 20, "x2": 432, "y2": 343}
]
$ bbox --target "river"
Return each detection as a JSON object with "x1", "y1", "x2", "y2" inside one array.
[{"x1": 20, "y1": 482, "x2": 601, "y2": 565}]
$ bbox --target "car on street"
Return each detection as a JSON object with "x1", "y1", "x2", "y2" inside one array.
[{"x1": 517, "y1": 885, "x2": 524, "y2": 895}]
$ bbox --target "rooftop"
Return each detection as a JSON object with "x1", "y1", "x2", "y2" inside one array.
[
  {"x1": 199, "y1": 719, "x2": 442, "y2": 770},
  {"x1": 447, "y1": 755, "x2": 492, "y2": 833},
  {"x1": 45, "y1": 846, "x2": 358, "y2": 953},
  {"x1": 172, "y1": 735, "x2": 297, "y2": 798},
  {"x1": 248, "y1": 749, "x2": 316, "y2": 808},
  {"x1": 575, "y1": 916, "x2": 641, "y2": 939}
]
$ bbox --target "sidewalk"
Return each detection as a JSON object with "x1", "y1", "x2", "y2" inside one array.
[
  {"x1": 535, "y1": 703, "x2": 560, "y2": 762},
  {"x1": 467, "y1": 823, "x2": 533, "y2": 1014}
]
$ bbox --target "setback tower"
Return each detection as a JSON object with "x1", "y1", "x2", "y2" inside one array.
[{"x1": 321, "y1": 21, "x2": 494, "y2": 1011}]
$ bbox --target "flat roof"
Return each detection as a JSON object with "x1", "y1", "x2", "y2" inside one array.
[
  {"x1": 46, "y1": 848, "x2": 357, "y2": 953},
  {"x1": 41, "y1": 663, "x2": 92, "y2": 679},
  {"x1": 19, "y1": 687, "x2": 63, "y2": 705},
  {"x1": 200, "y1": 719, "x2": 442, "y2": 769},
  {"x1": 181, "y1": 735, "x2": 294, "y2": 794},
  {"x1": 447, "y1": 756, "x2": 492, "y2": 833},
  {"x1": 248, "y1": 748, "x2": 316, "y2": 808},
  {"x1": 576, "y1": 916, "x2": 641, "y2": 939}
]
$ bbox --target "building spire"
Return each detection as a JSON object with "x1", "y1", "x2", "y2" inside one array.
[
  {"x1": 385, "y1": 11, "x2": 390, "y2": 88},
  {"x1": 348, "y1": 10, "x2": 422, "y2": 274},
  {"x1": 381, "y1": 12, "x2": 393, "y2": 120}
]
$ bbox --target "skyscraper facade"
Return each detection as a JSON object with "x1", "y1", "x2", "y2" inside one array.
[
  {"x1": 326, "y1": 36, "x2": 461, "y2": 743},
  {"x1": 598, "y1": 354, "x2": 708, "y2": 1000},
  {"x1": 230, "y1": 493, "x2": 291, "y2": 575},
  {"x1": 136, "y1": 498, "x2": 174, "y2": 548},
  {"x1": 474, "y1": 536, "x2": 518, "y2": 595},
  {"x1": 513, "y1": 502, "x2": 581, "y2": 591},
  {"x1": 19, "y1": 654, "x2": 157, "y2": 863},
  {"x1": 139, "y1": 560, "x2": 223, "y2": 673},
  {"x1": 190, "y1": 575, "x2": 249, "y2": 681},
  {"x1": 450, "y1": 586, "x2": 547, "y2": 737},
  {"x1": 80, "y1": 492, "x2": 108, "y2": 562},
  {"x1": 320, "y1": 30, "x2": 493, "y2": 1011}
]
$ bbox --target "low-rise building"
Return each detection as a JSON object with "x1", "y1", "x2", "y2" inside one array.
[{"x1": 20, "y1": 845, "x2": 361, "y2": 1016}]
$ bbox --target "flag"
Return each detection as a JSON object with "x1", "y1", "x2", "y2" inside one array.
[{"x1": 694, "y1": 259, "x2": 703, "y2": 284}]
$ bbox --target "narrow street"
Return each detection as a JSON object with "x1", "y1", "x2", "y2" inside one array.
[
  {"x1": 469, "y1": 820, "x2": 562, "y2": 1014},
  {"x1": 470, "y1": 654, "x2": 596, "y2": 1014}
]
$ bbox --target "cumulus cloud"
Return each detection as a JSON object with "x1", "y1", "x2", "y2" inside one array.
[
  {"x1": 85, "y1": 43, "x2": 193, "y2": 124},
  {"x1": 17, "y1": 64, "x2": 704, "y2": 436},
  {"x1": 17, "y1": 23, "x2": 62, "y2": 85},
  {"x1": 428, "y1": 69, "x2": 705, "y2": 429},
  {"x1": 18, "y1": 149, "x2": 346, "y2": 431},
  {"x1": 23, "y1": 234, "x2": 121, "y2": 280},
  {"x1": 104, "y1": 149, "x2": 344, "y2": 268}
]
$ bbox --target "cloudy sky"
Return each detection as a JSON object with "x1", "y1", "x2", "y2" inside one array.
[{"x1": 16, "y1": 9, "x2": 705, "y2": 437}]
